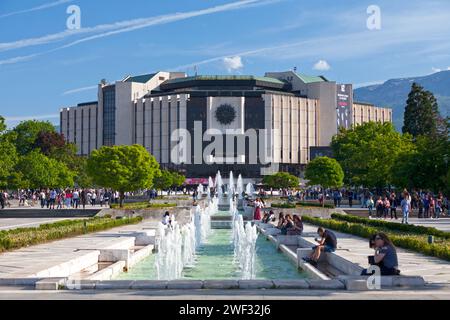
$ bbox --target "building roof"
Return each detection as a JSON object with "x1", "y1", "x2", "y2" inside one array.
[
  {"x1": 164, "y1": 75, "x2": 285, "y2": 85},
  {"x1": 158, "y1": 75, "x2": 289, "y2": 93},
  {"x1": 295, "y1": 73, "x2": 328, "y2": 84},
  {"x1": 77, "y1": 101, "x2": 98, "y2": 107},
  {"x1": 125, "y1": 73, "x2": 156, "y2": 83}
]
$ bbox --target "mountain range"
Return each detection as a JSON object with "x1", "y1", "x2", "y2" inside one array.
[{"x1": 354, "y1": 70, "x2": 450, "y2": 130}]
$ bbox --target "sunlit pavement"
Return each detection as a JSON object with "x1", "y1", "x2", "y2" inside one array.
[{"x1": 0, "y1": 286, "x2": 449, "y2": 300}]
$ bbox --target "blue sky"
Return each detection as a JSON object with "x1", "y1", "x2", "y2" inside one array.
[{"x1": 1, "y1": 0, "x2": 450, "y2": 127}]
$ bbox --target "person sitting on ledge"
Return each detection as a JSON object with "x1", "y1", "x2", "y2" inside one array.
[
  {"x1": 280, "y1": 214, "x2": 294, "y2": 235},
  {"x1": 276, "y1": 212, "x2": 285, "y2": 229},
  {"x1": 303, "y1": 227, "x2": 337, "y2": 266},
  {"x1": 361, "y1": 232, "x2": 400, "y2": 276},
  {"x1": 287, "y1": 215, "x2": 303, "y2": 235},
  {"x1": 261, "y1": 210, "x2": 275, "y2": 224}
]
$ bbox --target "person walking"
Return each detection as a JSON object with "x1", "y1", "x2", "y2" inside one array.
[
  {"x1": 91, "y1": 190, "x2": 97, "y2": 206},
  {"x1": 389, "y1": 192, "x2": 398, "y2": 219},
  {"x1": 375, "y1": 196, "x2": 383, "y2": 218},
  {"x1": 49, "y1": 189, "x2": 57, "y2": 210},
  {"x1": 383, "y1": 197, "x2": 390, "y2": 219},
  {"x1": 424, "y1": 195, "x2": 430, "y2": 218},
  {"x1": 401, "y1": 191, "x2": 411, "y2": 224},
  {"x1": 253, "y1": 198, "x2": 264, "y2": 221},
  {"x1": 366, "y1": 196, "x2": 374, "y2": 218},
  {"x1": 39, "y1": 190, "x2": 46, "y2": 209},
  {"x1": 348, "y1": 190, "x2": 354, "y2": 208},
  {"x1": 80, "y1": 189, "x2": 87, "y2": 210},
  {"x1": 435, "y1": 193, "x2": 443, "y2": 219}
]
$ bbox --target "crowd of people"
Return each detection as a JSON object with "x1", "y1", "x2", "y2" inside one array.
[{"x1": 0, "y1": 189, "x2": 124, "y2": 210}]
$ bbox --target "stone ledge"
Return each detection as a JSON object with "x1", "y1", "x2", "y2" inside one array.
[
  {"x1": 0, "y1": 278, "x2": 41, "y2": 286},
  {"x1": 203, "y1": 280, "x2": 239, "y2": 289},
  {"x1": 338, "y1": 275, "x2": 426, "y2": 290},
  {"x1": 238, "y1": 280, "x2": 275, "y2": 289},
  {"x1": 130, "y1": 280, "x2": 168, "y2": 289},
  {"x1": 273, "y1": 279, "x2": 310, "y2": 289},
  {"x1": 167, "y1": 280, "x2": 204, "y2": 289},
  {"x1": 35, "y1": 278, "x2": 66, "y2": 290},
  {"x1": 95, "y1": 280, "x2": 134, "y2": 290},
  {"x1": 307, "y1": 279, "x2": 345, "y2": 290}
]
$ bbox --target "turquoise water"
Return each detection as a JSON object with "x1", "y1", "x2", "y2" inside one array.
[
  {"x1": 213, "y1": 210, "x2": 233, "y2": 216},
  {"x1": 116, "y1": 229, "x2": 307, "y2": 280}
]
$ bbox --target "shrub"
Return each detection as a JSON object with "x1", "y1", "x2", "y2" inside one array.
[
  {"x1": 271, "y1": 202, "x2": 296, "y2": 209},
  {"x1": 301, "y1": 216, "x2": 450, "y2": 261},
  {"x1": 110, "y1": 202, "x2": 177, "y2": 209},
  {"x1": 297, "y1": 202, "x2": 335, "y2": 209},
  {"x1": 331, "y1": 213, "x2": 450, "y2": 239},
  {"x1": 0, "y1": 216, "x2": 142, "y2": 252}
]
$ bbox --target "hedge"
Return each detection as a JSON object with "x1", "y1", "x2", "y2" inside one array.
[
  {"x1": 297, "y1": 202, "x2": 335, "y2": 209},
  {"x1": 110, "y1": 202, "x2": 177, "y2": 209},
  {"x1": 0, "y1": 216, "x2": 143, "y2": 252},
  {"x1": 271, "y1": 202, "x2": 296, "y2": 209},
  {"x1": 331, "y1": 213, "x2": 450, "y2": 240},
  {"x1": 302, "y1": 216, "x2": 450, "y2": 261}
]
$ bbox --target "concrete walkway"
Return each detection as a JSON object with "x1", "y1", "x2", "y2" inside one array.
[
  {"x1": 0, "y1": 218, "x2": 77, "y2": 231},
  {"x1": 0, "y1": 286, "x2": 449, "y2": 300},
  {"x1": 302, "y1": 223, "x2": 450, "y2": 284},
  {"x1": 0, "y1": 220, "x2": 159, "y2": 280}
]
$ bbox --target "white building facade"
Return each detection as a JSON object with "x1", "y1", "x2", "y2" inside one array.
[{"x1": 60, "y1": 70, "x2": 392, "y2": 178}]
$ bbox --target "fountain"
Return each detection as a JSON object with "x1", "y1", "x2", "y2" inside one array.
[
  {"x1": 245, "y1": 182, "x2": 255, "y2": 199},
  {"x1": 232, "y1": 206, "x2": 257, "y2": 279},
  {"x1": 196, "y1": 184, "x2": 204, "y2": 200},
  {"x1": 236, "y1": 174, "x2": 244, "y2": 210},
  {"x1": 216, "y1": 171, "x2": 230, "y2": 211},
  {"x1": 116, "y1": 171, "x2": 308, "y2": 282},
  {"x1": 207, "y1": 176, "x2": 214, "y2": 200},
  {"x1": 155, "y1": 199, "x2": 213, "y2": 280}
]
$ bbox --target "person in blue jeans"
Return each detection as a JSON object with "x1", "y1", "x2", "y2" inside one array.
[
  {"x1": 303, "y1": 227, "x2": 337, "y2": 266},
  {"x1": 401, "y1": 191, "x2": 411, "y2": 224}
]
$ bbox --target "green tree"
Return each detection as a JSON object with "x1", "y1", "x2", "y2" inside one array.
[
  {"x1": 262, "y1": 172, "x2": 299, "y2": 189},
  {"x1": 170, "y1": 171, "x2": 186, "y2": 188},
  {"x1": 86, "y1": 145, "x2": 160, "y2": 206},
  {"x1": 0, "y1": 116, "x2": 18, "y2": 188},
  {"x1": 9, "y1": 120, "x2": 56, "y2": 155},
  {"x1": 391, "y1": 132, "x2": 449, "y2": 193},
  {"x1": 305, "y1": 156, "x2": 344, "y2": 189},
  {"x1": 153, "y1": 170, "x2": 174, "y2": 195},
  {"x1": 331, "y1": 122, "x2": 414, "y2": 188},
  {"x1": 16, "y1": 150, "x2": 74, "y2": 189},
  {"x1": 402, "y1": 83, "x2": 446, "y2": 138}
]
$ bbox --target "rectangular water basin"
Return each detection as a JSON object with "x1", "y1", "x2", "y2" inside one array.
[{"x1": 115, "y1": 229, "x2": 308, "y2": 280}]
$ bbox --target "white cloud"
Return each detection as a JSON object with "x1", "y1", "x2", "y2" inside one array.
[
  {"x1": 223, "y1": 56, "x2": 244, "y2": 72},
  {"x1": 0, "y1": 0, "x2": 279, "y2": 55},
  {"x1": 0, "y1": 0, "x2": 73, "y2": 19},
  {"x1": 62, "y1": 85, "x2": 98, "y2": 95},
  {"x1": 448, "y1": 67, "x2": 450, "y2": 70},
  {"x1": 432, "y1": 67, "x2": 442, "y2": 73},
  {"x1": 313, "y1": 60, "x2": 331, "y2": 71}
]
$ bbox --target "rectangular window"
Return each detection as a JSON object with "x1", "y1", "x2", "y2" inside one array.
[{"x1": 102, "y1": 86, "x2": 116, "y2": 146}]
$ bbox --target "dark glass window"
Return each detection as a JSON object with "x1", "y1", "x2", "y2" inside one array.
[{"x1": 102, "y1": 86, "x2": 116, "y2": 146}]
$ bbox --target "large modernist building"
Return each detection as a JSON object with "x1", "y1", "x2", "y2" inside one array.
[{"x1": 60, "y1": 70, "x2": 392, "y2": 178}]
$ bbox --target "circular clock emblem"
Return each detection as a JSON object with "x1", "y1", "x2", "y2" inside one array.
[{"x1": 215, "y1": 104, "x2": 236, "y2": 125}]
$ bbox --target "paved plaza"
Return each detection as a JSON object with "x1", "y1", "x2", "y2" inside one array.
[
  {"x1": 301, "y1": 224, "x2": 450, "y2": 284},
  {"x1": 0, "y1": 220, "x2": 158, "y2": 280}
]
